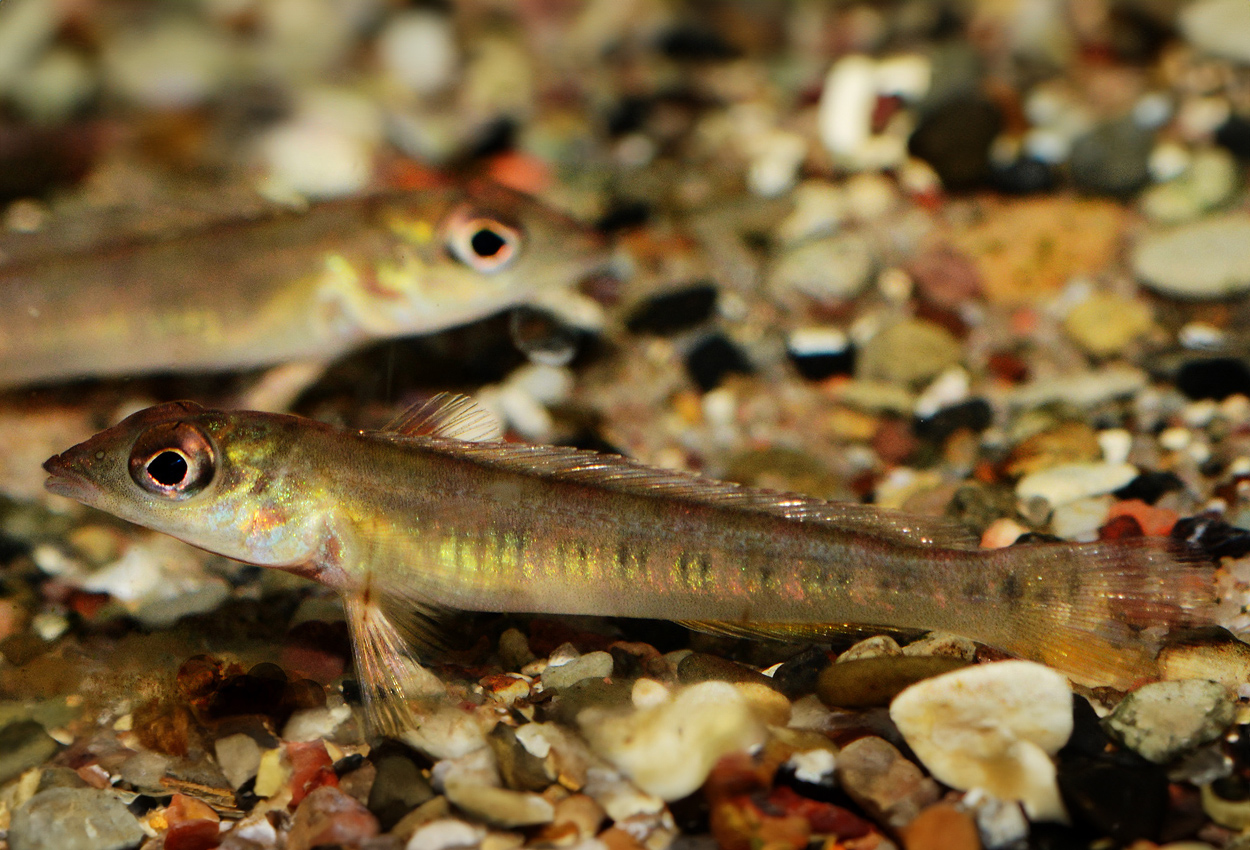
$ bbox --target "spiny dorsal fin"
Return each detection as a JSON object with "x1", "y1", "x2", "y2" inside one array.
[
  {"x1": 406, "y1": 437, "x2": 980, "y2": 550},
  {"x1": 382, "y1": 392, "x2": 503, "y2": 442}
]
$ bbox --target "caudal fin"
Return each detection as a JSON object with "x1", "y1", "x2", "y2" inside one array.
[{"x1": 988, "y1": 537, "x2": 1216, "y2": 689}]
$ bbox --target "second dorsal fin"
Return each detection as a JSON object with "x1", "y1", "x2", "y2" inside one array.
[{"x1": 382, "y1": 392, "x2": 503, "y2": 442}]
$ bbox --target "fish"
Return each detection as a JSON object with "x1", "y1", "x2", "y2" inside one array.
[
  {"x1": 43, "y1": 394, "x2": 1217, "y2": 733},
  {"x1": 0, "y1": 180, "x2": 605, "y2": 387}
]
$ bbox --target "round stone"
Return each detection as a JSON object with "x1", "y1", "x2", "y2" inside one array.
[{"x1": 1132, "y1": 213, "x2": 1250, "y2": 299}]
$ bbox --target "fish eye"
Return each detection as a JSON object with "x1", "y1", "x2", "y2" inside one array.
[
  {"x1": 446, "y1": 208, "x2": 520, "y2": 273},
  {"x1": 128, "y1": 422, "x2": 215, "y2": 499}
]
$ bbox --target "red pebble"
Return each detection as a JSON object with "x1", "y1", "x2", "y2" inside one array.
[
  {"x1": 287, "y1": 740, "x2": 338, "y2": 808},
  {"x1": 1105, "y1": 499, "x2": 1179, "y2": 537},
  {"x1": 1099, "y1": 513, "x2": 1144, "y2": 541},
  {"x1": 767, "y1": 786, "x2": 873, "y2": 839},
  {"x1": 163, "y1": 793, "x2": 221, "y2": 850}
]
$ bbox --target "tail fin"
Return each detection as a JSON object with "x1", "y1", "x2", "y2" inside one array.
[{"x1": 986, "y1": 538, "x2": 1216, "y2": 689}]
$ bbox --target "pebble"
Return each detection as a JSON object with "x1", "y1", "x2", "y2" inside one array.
[
  {"x1": 1015, "y1": 462, "x2": 1138, "y2": 509},
  {"x1": 685, "y1": 334, "x2": 753, "y2": 393},
  {"x1": 442, "y1": 781, "x2": 555, "y2": 828},
  {"x1": 1140, "y1": 148, "x2": 1239, "y2": 224},
  {"x1": 625, "y1": 284, "x2": 719, "y2": 336},
  {"x1": 1069, "y1": 118, "x2": 1154, "y2": 197},
  {"x1": 542, "y1": 650, "x2": 614, "y2": 691},
  {"x1": 162, "y1": 793, "x2": 220, "y2": 850},
  {"x1": 1133, "y1": 214, "x2": 1250, "y2": 299},
  {"x1": 1062, "y1": 292, "x2": 1153, "y2": 358},
  {"x1": 1005, "y1": 365, "x2": 1147, "y2": 409},
  {"x1": 1006, "y1": 421, "x2": 1102, "y2": 477},
  {"x1": 101, "y1": 20, "x2": 234, "y2": 109},
  {"x1": 908, "y1": 97, "x2": 1002, "y2": 190},
  {"x1": 1102, "y1": 679, "x2": 1236, "y2": 764},
  {"x1": 368, "y1": 752, "x2": 436, "y2": 831},
  {"x1": 768, "y1": 233, "x2": 875, "y2": 304},
  {"x1": 837, "y1": 634, "x2": 902, "y2": 662},
  {"x1": 378, "y1": 11, "x2": 459, "y2": 96},
  {"x1": 1180, "y1": 0, "x2": 1250, "y2": 64},
  {"x1": 856, "y1": 319, "x2": 962, "y2": 387},
  {"x1": 889, "y1": 660, "x2": 1073, "y2": 821},
  {"x1": 907, "y1": 244, "x2": 983, "y2": 308},
  {"x1": 257, "y1": 118, "x2": 375, "y2": 200},
  {"x1": 817, "y1": 655, "x2": 968, "y2": 709},
  {"x1": 10, "y1": 48, "x2": 96, "y2": 125},
  {"x1": 902, "y1": 802, "x2": 981, "y2": 850},
  {"x1": 214, "y1": 732, "x2": 263, "y2": 790},
  {"x1": 579, "y1": 681, "x2": 766, "y2": 800},
  {"x1": 0, "y1": 720, "x2": 61, "y2": 784},
  {"x1": 286, "y1": 785, "x2": 379, "y2": 850},
  {"x1": 1158, "y1": 640, "x2": 1250, "y2": 690},
  {"x1": 283, "y1": 703, "x2": 352, "y2": 741},
  {"x1": 786, "y1": 327, "x2": 855, "y2": 381},
  {"x1": 1050, "y1": 495, "x2": 1114, "y2": 540},
  {"x1": 834, "y1": 736, "x2": 941, "y2": 831},
  {"x1": 818, "y1": 55, "x2": 878, "y2": 163},
  {"x1": 9, "y1": 788, "x2": 145, "y2": 850},
  {"x1": 1057, "y1": 749, "x2": 1168, "y2": 843},
  {"x1": 487, "y1": 722, "x2": 552, "y2": 792},
  {"x1": 405, "y1": 817, "x2": 487, "y2": 850},
  {"x1": 962, "y1": 790, "x2": 1028, "y2": 850}
]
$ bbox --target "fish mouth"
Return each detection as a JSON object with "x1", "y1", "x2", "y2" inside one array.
[{"x1": 43, "y1": 454, "x2": 101, "y2": 504}]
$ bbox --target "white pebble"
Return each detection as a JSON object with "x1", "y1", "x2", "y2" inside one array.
[
  {"x1": 890, "y1": 660, "x2": 1072, "y2": 821},
  {"x1": 914, "y1": 367, "x2": 970, "y2": 419},
  {"x1": 1148, "y1": 141, "x2": 1192, "y2": 183},
  {"x1": 1132, "y1": 92, "x2": 1173, "y2": 129},
  {"x1": 1015, "y1": 462, "x2": 1138, "y2": 507},
  {"x1": 1181, "y1": 0, "x2": 1250, "y2": 64},
  {"x1": 844, "y1": 172, "x2": 898, "y2": 221},
  {"x1": 257, "y1": 120, "x2": 374, "y2": 200},
  {"x1": 874, "y1": 53, "x2": 930, "y2": 101},
  {"x1": 0, "y1": 0, "x2": 61, "y2": 93},
  {"x1": 378, "y1": 11, "x2": 459, "y2": 96},
  {"x1": 1022, "y1": 128, "x2": 1072, "y2": 164},
  {"x1": 579, "y1": 681, "x2": 765, "y2": 800},
  {"x1": 787, "y1": 326, "x2": 850, "y2": 357},
  {"x1": 1159, "y1": 427, "x2": 1192, "y2": 452},
  {"x1": 818, "y1": 55, "x2": 877, "y2": 160},
  {"x1": 282, "y1": 703, "x2": 352, "y2": 741},
  {"x1": 407, "y1": 818, "x2": 487, "y2": 850},
  {"x1": 30, "y1": 612, "x2": 68, "y2": 641},
  {"x1": 1176, "y1": 96, "x2": 1231, "y2": 141},
  {"x1": 1097, "y1": 429, "x2": 1133, "y2": 465},
  {"x1": 103, "y1": 21, "x2": 234, "y2": 109},
  {"x1": 631, "y1": 679, "x2": 671, "y2": 710},
  {"x1": 1049, "y1": 495, "x2": 1114, "y2": 541},
  {"x1": 776, "y1": 180, "x2": 847, "y2": 243},
  {"x1": 10, "y1": 48, "x2": 95, "y2": 124},
  {"x1": 962, "y1": 790, "x2": 1030, "y2": 850},
  {"x1": 748, "y1": 130, "x2": 807, "y2": 198},
  {"x1": 1180, "y1": 322, "x2": 1226, "y2": 350},
  {"x1": 508, "y1": 363, "x2": 574, "y2": 406},
  {"x1": 788, "y1": 749, "x2": 836, "y2": 784},
  {"x1": 877, "y1": 267, "x2": 913, "y2": 303},
  {"x1": 1182, "y1": 399, "x2": 1219, "y2": 428}
]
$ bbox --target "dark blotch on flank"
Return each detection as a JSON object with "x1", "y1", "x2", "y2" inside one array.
[{"x1": 1000, "y1": 572, "x2": 1025, "y2": 603}]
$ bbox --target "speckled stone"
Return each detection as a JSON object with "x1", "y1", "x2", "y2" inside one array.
[
  {"x1": 1102, "y1": 679, "x2": 1236, "y2": 764},
  {"x1": 834, "y1": 736, "x2": 940, "y2": 831},
  {"x1": 9, "y1": 788, "x2": 145, "y2": 850},
  {"x1": 857, "y1": 319, "x2": 962, "y2": 387}
]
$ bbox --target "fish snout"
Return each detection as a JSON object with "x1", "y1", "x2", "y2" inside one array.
[{"x1": 42, "y1": 447, "x2": 104, "y2": 503}]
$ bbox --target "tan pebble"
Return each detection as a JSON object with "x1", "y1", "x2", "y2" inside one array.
[
  {"x1": 1006, "y1": 421, "x2": 1101, "y2": 477},
  {"x1": 389, "y1": 796, "x2": 452, "y2": 842},
  {"x1": 599, "y1": 826, "x2": 647, "y2": 850},
  {"x1": 838, "y1": 635, "x2": 902, "y2": 662},
  {"x1": 1062, "y1": 292, "x2": 1154, "y2": 358},
  {"x1": 902, "y1": 803, "x2": 981, "y2": 850},
  {"x1": 1159, "y1": 640, "x2": 1250, "y2": 691},
  {"x1": 901, "y1": 633, "x2": 977, "y2": 661},
  {"x1": 980, "y1": 518, "x2": 1028, "y2": 549},
  {"x1": 551, "y1": 793, "x2": 607, "y2": 838},
  {"x1": 835, "y1": 736, "x2": 941, "y2": 831},
  {"x1": 945, "y1": 196, "x2": 1123, "y2": 304},
  {"x1": 733, "y1": 681, "x2": 792, "y2": 726}
]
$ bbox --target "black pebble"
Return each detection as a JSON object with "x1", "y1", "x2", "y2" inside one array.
[
  {"x1": 340, "y1": 678, "x2": 362, "y2": 704},
  {"x1": 991, "y1": 156, "x2": 1057, "y2": 194},
  {"x1": 1114, "y1": 470, "x2": 1184, "y2": 504},
  {"x1": 626, "y1": 283, "x2": 719, "y2": 335},
  {"x1": 1028, "y1": 822, "x2": 1093, "y2": 850},
  {"x1": 1069, "y1": 118, "x2": 1154, "y2": 197},
  {"x1": 656, "y1": 24, "x2": 739, "y2": 61},
  {"x1": 770, "y1": 645, "x2": 831, "y2": 700},
  {"x1": 908, "y1": 97, "x2": 1003, "y2": 191},
  {"x1": 1177, "y1": 357, "x2": 1250, "y2": 401},
  {"x1": 233, "y1": 778, "x2": 261, "y2": 813},
  {"x1": 1057, "y1": 751, "x2": 1168, "y2": 843},
  {"x1": 1013, "y1": 532, "x2": 1065, "y2": 545},
  {"x1": 913, "y1": 398, "x2": 993, "y2": 441},
  {"x1": 1060, "y1": 696, "x2": 1113, "y2": 759},
  {"x1": 1171, "y1": 512, "x2": 1250, "y2": 560},
  {"x1": 685, "y1": 333, "x2": 753, "y2": 392},
  {"x1": 127, "y1": 795, "x2": 169, "y2": 817},
  {"x1": 606, "y1": 97, "x2": 652, "y2": 136},
  {"x1": 787, "y1": 338, "x2": 855, "y2": 382},
  {"x1": 597, "y1": 199, "x2": 652, "y2": 232},
  {"x1": 1216, "y1": 113, "x2": 1250, "y2": 159}
]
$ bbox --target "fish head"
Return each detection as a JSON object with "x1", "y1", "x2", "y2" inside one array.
[
  {"x1": 44, "y1": 402, "x2": 327, "y2": 570},
  {"x1": 344, "y1": 180, "x2": 608, "y2": 335}
]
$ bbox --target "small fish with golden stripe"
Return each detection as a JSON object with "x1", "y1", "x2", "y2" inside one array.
[
  {"x1": 0, "y1": 180, "x2": 605, "y2": 387},
  {"x1": 43, "y1": 394, "x2": 1217, "y2": 734}
]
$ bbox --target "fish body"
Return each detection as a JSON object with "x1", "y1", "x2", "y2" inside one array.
[
  {"x1": 44, "y1": 397, "x2": 1216, "y2": 724},
  {"x1": 0, "y1": 181, "x2": 604, "y2": 387}
]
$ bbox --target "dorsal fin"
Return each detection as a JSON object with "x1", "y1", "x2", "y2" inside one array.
[
  {"x1": 400, "y1": 437, "x2": 981, "y2": 550},
  {"x1": 382, "y1": 393, "x2": 503, "y2": 442}
]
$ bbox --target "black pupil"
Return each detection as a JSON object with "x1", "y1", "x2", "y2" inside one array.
[
  {"x1": 147, "y1": 451, "x2": 188, "y2": 487},
  {"x1": 469, "y1": 227, "x2": 507, "y2": 258}
]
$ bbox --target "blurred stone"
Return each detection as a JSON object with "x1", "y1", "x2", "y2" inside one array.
[
  {"x1": 818, "y1": 655, "x2": 968, "y2": 709},
  {"x1": 769, "y1": 234, "x2": 875, "y2": 304},
  {"x1": 368, "y1": 751, "x2": 435, "y2": 831},
  {"x1": 908, "y1": 97, "x2": 1002, "y2": 190},
  {"x1": 286, "y1": 786, "x2": 379, "y2": 850},
  {"x1": 902, "y1": 802, "x2": 980, "y2": 850},
  {"x1": 1133, "y1": 213, "x2": 1250, "y2": 299},
  {"x1": 542, "y1": 651, "x2": 614, "y2": 691},
  {"x1": 1062, "y1": 293, "x2": 1153, "y2": 358},
  {"x1": 857, "y1": 319, "x2": 961, "y2": 387},
  {"x1": 9, "y1": 788, "x2": 144, "y2": 850},
  {"x1": 1181, "y1": 0, "x2": 1250, "y2": 64},
  {"x1": 443, "y1": 781, "x2": 554, "y2": 828},
  {"x1": 1070, "y1": 119, "x2": 1154, "y2": 197},
  {"x1": 834, "y1": 736, "x2": 940, "y2": 831},
  {"x1": 0, "y1": 720, "x2": 61, "y2": 784}
]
